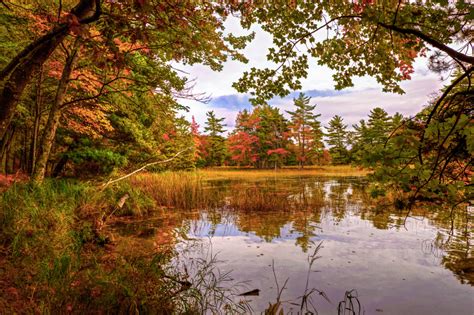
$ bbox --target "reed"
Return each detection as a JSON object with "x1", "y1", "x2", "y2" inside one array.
[
  {"x1": 199, "y1": 165, "x2": 369, "y2": 180},
  {"x1": 129, "y1": 171, "x2": 223, "y2": 210},
  {"x1": 229, "y1": 188, "x2": 291, "y2": 212}
]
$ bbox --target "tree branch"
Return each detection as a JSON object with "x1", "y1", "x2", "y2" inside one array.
[
  {"x1": 0, "y1": 1, "x2": 11, "y2": 10},
  {"x1": 418, "y1": 66, "x2": 473, "y2": 164},
  {"x1": 100, "y1": 147, "x2": 193, "y2": 189},
  {"x1": 377, "y1": 22, "x2": 474, "y2": 65},
  {"x1": 272, "y1": 15, "x2": 362, "y2": 75}
]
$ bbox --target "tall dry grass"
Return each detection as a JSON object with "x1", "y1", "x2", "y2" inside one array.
[
  {"x1": 228, "y1": 187, "x2": 327, "y2": 212},
  {"x1": 129, "y1": 172, "x2": 223, "y2": 210},
  {"x1": 199, "y1": 165, "x2": 369, "y2": 180}
]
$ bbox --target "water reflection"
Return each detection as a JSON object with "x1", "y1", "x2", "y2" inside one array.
[{"x1": 111, "y1": 176, "x2": 473, "y2": 314}]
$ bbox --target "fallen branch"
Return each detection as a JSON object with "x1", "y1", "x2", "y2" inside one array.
[{"x1": 100, "y1": 147, "x2": 192, "y2": 189}]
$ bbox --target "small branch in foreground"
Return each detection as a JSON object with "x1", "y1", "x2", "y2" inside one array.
[
  {"x1": 1, "y1": 1, "x2": 11, "y2": 10},
  {"x1": 100, "y1": 147, "x2": 192, "y2": 190}
]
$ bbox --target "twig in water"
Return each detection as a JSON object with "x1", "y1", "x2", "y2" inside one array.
[{"x1": 338, "y1": 289, "x2": 362, "y2": 315}]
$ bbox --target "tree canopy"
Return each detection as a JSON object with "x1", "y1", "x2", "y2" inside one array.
[{"x1": 234, "y1": 1, "x2": 473, "y2": 103}]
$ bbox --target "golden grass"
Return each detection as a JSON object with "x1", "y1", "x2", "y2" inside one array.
[
  {"x1": 229, "y1": 187, "x2": 326, "y2": 212},
  {"x1": 198, "y1": 165, "x2": 370, "y2": 180},
  {"x1": 129, "y1": 172, "x2": 223, "y2": 209}
]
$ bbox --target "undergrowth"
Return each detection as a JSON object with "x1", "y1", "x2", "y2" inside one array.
[{"x1": 0, "y1": 179, "x2": 227, "y2": 314}]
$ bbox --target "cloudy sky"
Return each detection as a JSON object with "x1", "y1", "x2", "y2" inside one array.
[{"x1": 176, "y1": 17, "x2": 447, "y2": 133}]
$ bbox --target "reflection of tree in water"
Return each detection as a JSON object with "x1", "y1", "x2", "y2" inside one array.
[
  {"x1": 421, "y1": 205, "x2": 473, "y2": 285},
  {"x1": 359, "y1": 205, "x2": 394, "y2": 230},
  {"x1": 291, "y1": 180, "x2": 324, "y2": 252},
  {"x1": 229, "y1": 178, "x2": 325, "y2": 250},
  {"x1": 326, "y1": 181, "x2": 348, "y2": 221},
  {"x1": 200, "y1": 178, "x2": 327, "y2": 250},
  {"x1": 219, "y1": 178, "x2": 473, "y2": 284},
  {"x1": 351, "y1": 187, "x2": 473, "y2": 285}
]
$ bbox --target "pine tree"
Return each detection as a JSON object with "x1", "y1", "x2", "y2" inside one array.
[
  {"x1": 351, "y1": 107, "x2": 394, "y2": 165},
  {"x1": 204, "y1": 111, "x2": 227, "y2": 166},
  {"x1": 325, "y1": 115, "x2": 349, "y2": 165},
  {"x1": 254, "y1": 105, "x2": 289, "y2": 168},
  {"x1": 366, "y1": 107, "x2": 391, "y2": 146},
  {"x1": 286, "y1": 93, "x2": 323, "y2": 168}
]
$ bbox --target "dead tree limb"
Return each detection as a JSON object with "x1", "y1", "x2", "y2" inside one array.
[{"x1": 100, "y1": 147, "x2": 192, "y2": 190}]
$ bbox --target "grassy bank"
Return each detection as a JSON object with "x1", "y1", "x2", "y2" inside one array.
[{"x1": 0, "y1": 179, "x2": 227, "y2": 313}]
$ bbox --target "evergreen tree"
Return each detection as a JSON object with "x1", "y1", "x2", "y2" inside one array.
[
  {"x1": 350, "y1": 119, "x2": 369, "y2": 163},
  {"x1": 254, "y1": 105, "x2": 290, "y2": 168},
  {"x1": 351, "y1": 107, "x2": 396, "y2": 165},
  {"x1": 204, "y1": 111, "x2": 227, "y2": 166},
  {"x1": 286, "y1": 93, "x2": 323, "y2": 168},
  {"x1": 325, "y1": 115, "x2": 349, "y2": 165},
  {"x1": 228, "y1": 105, "x2": 290, "y2": 168},
  {"x1": 390, "y1": 112, "x2": 404, "y2": 131},
  {"x1": 366, "y1": 107, "x2": 391, "y2": 146}
]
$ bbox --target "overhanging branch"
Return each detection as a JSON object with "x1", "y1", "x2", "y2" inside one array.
[
  {"x1": 100, "y1": 147, "x2": 193, "y2": 189},
  {"x1": 377, "y1": 22, "x2": 474, "y2": 65}
]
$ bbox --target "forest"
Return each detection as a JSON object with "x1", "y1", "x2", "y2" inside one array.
[{"x1": 0, "y1": 1, "x2": 472, "y2": 314}]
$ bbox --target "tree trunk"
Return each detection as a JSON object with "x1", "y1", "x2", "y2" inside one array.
[
  {"x1": 0, "y1": 0, "x2": 100, "y2": 139},
  {"x1": 1, "y1": 125, "x2": 15, "y2": 174},
  {"x1": 301, "y1": 130, "x2": 305, "y2": 169},
  {"x1": 31, "y1": 39, "x2": 82, "y2": 183},
  {"x1": 22, "y1": 127, "x2": 28, "y2": 172},
  {"x1": 0, "y1": 29, "x2": 69, "y2": 140},
  {"x1": 52, "y1": 154, "x2": 69, "y2": 177},
  {"x1": 29, "y1": 68, "x2": 43, "y2": 174}
]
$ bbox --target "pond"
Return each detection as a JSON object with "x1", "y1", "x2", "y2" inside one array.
[{"x1": 113, "y1": 176, "x2": 473, "y2": 314}]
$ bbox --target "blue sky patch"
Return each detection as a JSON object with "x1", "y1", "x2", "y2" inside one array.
[{"x1": 210, "y1": 89, "x2": 349, "y2": 111}]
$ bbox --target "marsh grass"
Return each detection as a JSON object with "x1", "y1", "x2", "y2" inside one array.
[
  {"x1": 200, "y1": 165, "x2": 369, "y2": 180},
  {"x1": 0, "y1": 180, "x2": 88, "y2": 259},
  {"x1": 264, "y1": 242, "x2": 330, "y2": 314},
  {"x1": 0, "y1": 180, "x2": 94, "y2": 312},
  {"x1": 130, "y1": 171, "x2": 224, "y2": 210},
  {"x1": 229, "y1": 187, "x2": 291, "y2": 212},
  {"x1": 174, "y1": 245, "x2": 252, "y2": 314}
]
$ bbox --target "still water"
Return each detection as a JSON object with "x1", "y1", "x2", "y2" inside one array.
[{"x1": 116, "y1": 176, "x2": 474, "y2": 314}]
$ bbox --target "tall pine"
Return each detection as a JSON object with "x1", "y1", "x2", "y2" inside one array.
[
  {"x1": 203, "y1": 111, "x2": 227, "y2": 166},
  {"x1": 286, "y1": 93, "x2": 324, "y2": 168},
  {"x1": 326, "y1": 115, "x2": 349, "y2": 165}
]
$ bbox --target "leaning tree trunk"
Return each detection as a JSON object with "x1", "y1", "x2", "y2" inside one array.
[
  {"x1": 0, "y1": 0, "x2": 100, "y2": 140},
  {"x1": 31, "y1": 39, "x2": 82, "y2": 183},
  {"x1": 0, "y1": 29, "x2": 68, "y2": 141},
  {"x1": 29, "y1": 67, "x2": 44, "y2": 174}
]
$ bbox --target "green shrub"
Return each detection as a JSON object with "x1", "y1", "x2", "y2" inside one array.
[{"x1": 67, "y1": 148, "x2": 128, "y2": 177}]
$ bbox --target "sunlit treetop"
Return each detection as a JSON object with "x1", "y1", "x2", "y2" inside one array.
[{"x1": 233, "y1": 0, "x2": 473, "y2": 104}]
